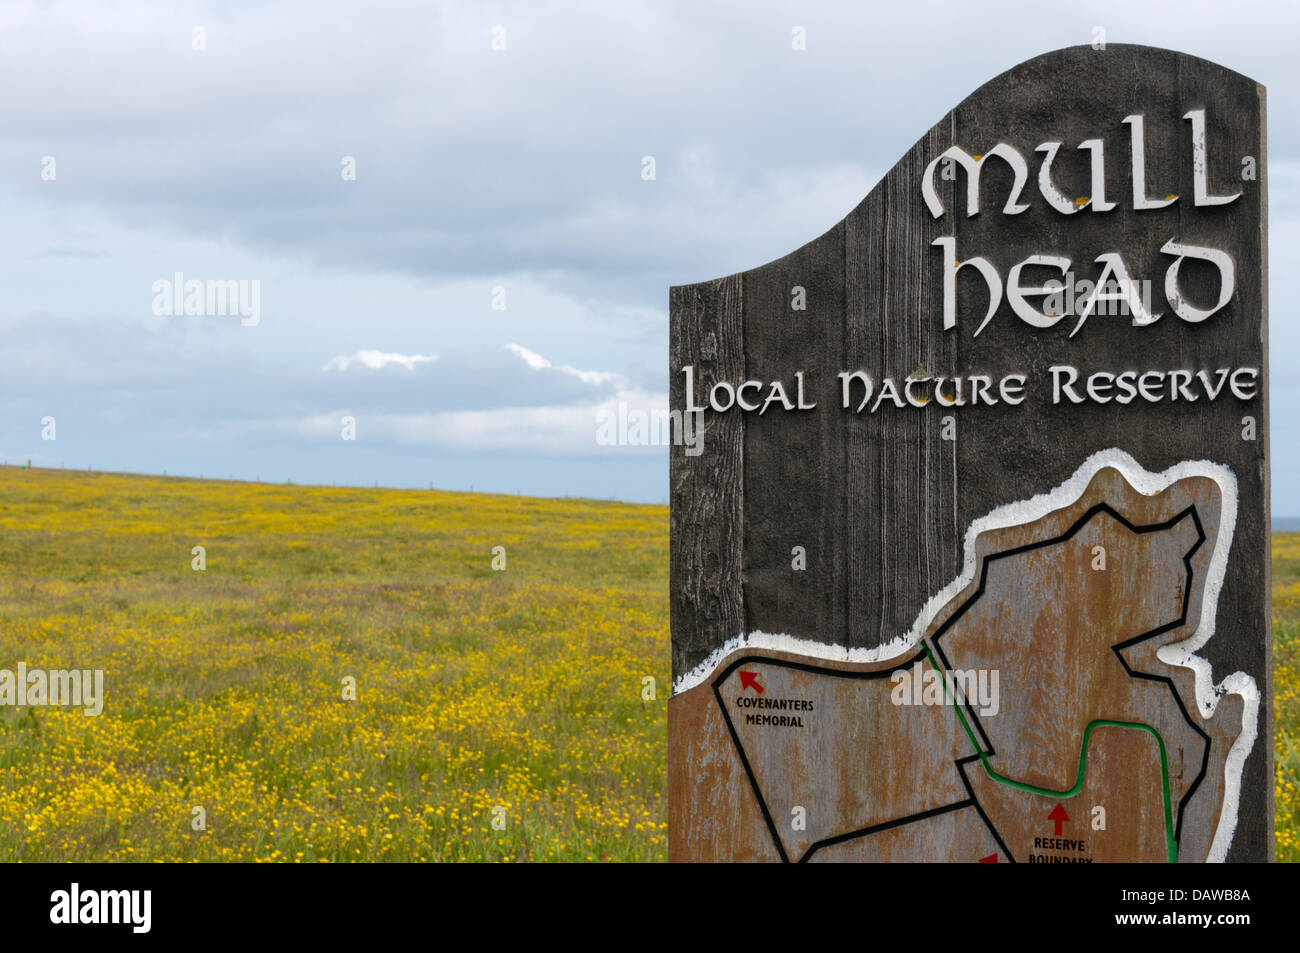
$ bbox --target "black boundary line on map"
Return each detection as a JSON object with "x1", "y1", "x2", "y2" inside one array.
[
  {"x1": 1110, "y1": 507, "x2": 1212, "y2": 845},
  {"x1": 711, "y1": 500, "x2": 1218, "y2": 863},
  {"x1": 931, "y1": 501, "x2": 1212, "y2": 852},
  {"x1": 711, "y1": 650, "x2": 990, "y2": 863},
  {"x1": 955, "y1": 753, "x2": 1018, "y2": 863},
  {"x1": 797, "y1": 799, "x2": 975, "y2": 863}
]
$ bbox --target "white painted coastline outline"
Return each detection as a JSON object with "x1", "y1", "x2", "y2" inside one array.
[{"x1": 672, "y1": 447, "x2": 1259, "y2": 863}]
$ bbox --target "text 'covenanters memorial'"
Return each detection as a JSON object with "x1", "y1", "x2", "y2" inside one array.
[{"x1": 668, "y1": 45, "x2": 1270, "y2": 863}]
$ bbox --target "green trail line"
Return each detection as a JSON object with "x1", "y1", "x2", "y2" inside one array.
[{"x1": 921, "y1": 642, "x2": 1177, "y2": 863}]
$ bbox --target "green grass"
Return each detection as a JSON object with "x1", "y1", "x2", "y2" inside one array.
[
  {"x1": 0, "y1": 466, "x2": 668, "y2": 861},
  {"x1": 1273, "y1": 532, "x2": 1300, "y2": 861}
]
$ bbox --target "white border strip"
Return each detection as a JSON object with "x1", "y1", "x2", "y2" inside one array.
[{"x1": 672, "y1": 447, "x2": 1259, "y2": 862}]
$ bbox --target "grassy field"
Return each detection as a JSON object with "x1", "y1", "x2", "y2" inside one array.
[
  {"x1": 0, "y1": 466, "x2": 667, "y2": 861},
  {"x1": 1275, "y1": 532, "x2": 1299, "y2": 862},
  {"x1": 0, "y1": 465, "x2": 1294, "y2": 861}
]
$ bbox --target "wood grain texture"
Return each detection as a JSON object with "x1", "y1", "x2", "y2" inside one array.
[
  {"x1": 965, "y1": 727, "x2": 1168, "y2": 863},
  {"x1": 845, "y1": 119, "x2": 962, "y2": 649},
  {"x1": 669, "y1": 276, "x2": 744, "y2": 675}
]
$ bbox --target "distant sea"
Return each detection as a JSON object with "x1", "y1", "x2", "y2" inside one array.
[{"x1": 1275, "y1": 517, "x2": 1300, "y2": 532}]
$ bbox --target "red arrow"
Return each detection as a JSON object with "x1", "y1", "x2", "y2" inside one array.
[
  {"x1": 1048, "y1": 804, "x2": 1069, "y2": 836},
  {"x1": 739, "y1": 671, "x2": 764, "y2": 693},
  {"x1": 979, "y1": 853, "x2": 998, "y2": 863}
]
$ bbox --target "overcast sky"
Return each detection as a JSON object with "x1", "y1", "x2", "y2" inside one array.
[{"x1": 0, "y1": 0, "x2": 1295, "y2": 508}]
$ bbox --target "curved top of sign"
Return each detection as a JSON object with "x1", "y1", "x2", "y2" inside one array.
[{"x1": 672, "y1": 43, "x2": 1265, "y2": 291}]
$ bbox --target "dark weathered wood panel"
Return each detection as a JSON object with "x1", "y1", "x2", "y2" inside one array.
[
  {"x1": 845, "y1": 119, "x2": 961, "y2": 649},
  {"x1": 669, "y1": 276, "x2": 744, "y2": 677},
  {"x1": 741, "y1": 226, "x2": 847, "y2": 646}
]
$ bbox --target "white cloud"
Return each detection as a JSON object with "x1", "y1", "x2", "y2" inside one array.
[
  {"x1": 322, "y1": 349, "x2": 437, "y2": 372},
  {"x1": 199, "y1": 342, "x2": 665, "y2": 457},
  {"x1": 504, "y1": 342, "x2": 550, "y2": 371},
  {"x1": 232, "y1": 381, "x2": 670, "y2": 456},
  {"x1": 504, "y1": 343, "x2": 621, "y2": 386}
]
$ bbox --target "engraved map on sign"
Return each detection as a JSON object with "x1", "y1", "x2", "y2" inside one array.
[{"x1": 668, "y1": 452, "x2": 1259, "y2": 863}]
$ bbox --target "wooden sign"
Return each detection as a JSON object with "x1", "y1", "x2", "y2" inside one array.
[{"x1": 668, "y1": 44, "x2": 1271, "y2": 863}]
